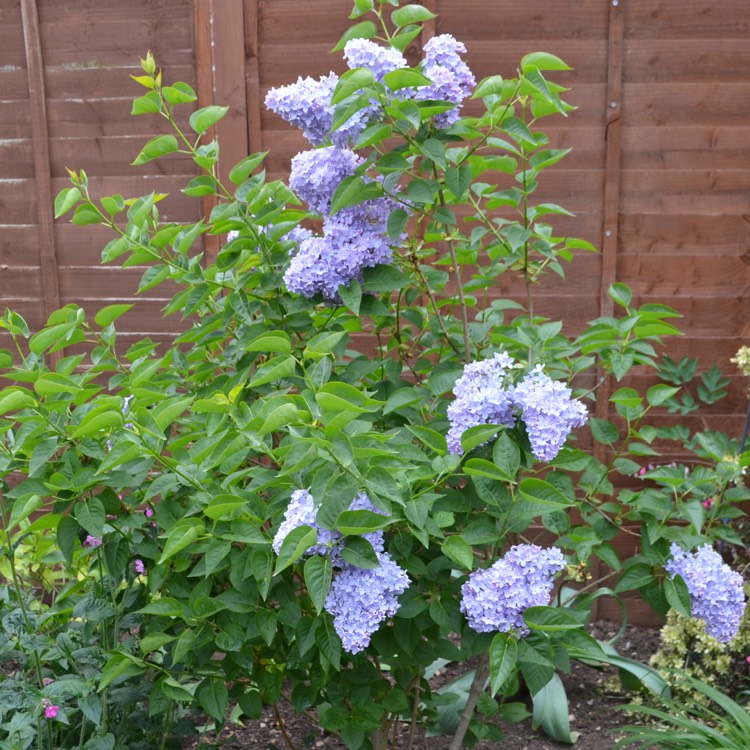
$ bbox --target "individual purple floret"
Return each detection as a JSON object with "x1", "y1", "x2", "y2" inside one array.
[
  {"x1": 665, "y1": 543, "x2": 746, "y2": 643},
  {"x1": 325, "y1": 551, "x2": 410, "y2": 653},
  {"x1": 417, "y1": 34, "x2": 476, "y2": 127},
  {"x1": 343, "y1": 38, "x2": 408, "y2": 82},
  {"x1": 272, "y1": 490, "x2": 386, "y2": 560},
  {"x1": 512, "y1": 366, "x2": 588, "y2": 462},
  {"x1": 289, "y1": 147, "x2": 362, "y2": 215},
  {"x1": 446, "y1": 352, "x2": 517, "y2": 455},
  {"x1": 265, "y1": 73, "x2": 365, "y2": 146},
  {"x1": 283, "y1": 196, "x2": 398, "y2": 301},
  {"x1": 460, "y1": 544, "x2": 566, "y2": 635}
]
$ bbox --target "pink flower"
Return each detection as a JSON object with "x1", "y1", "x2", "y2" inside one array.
[
  {"x1": 42, "y1": 677, "x2": 54, "y2": 686},
  {"x1": 702, "y1": 498, "x2": 714, "y2": 509},
  {"x1": 44, "y1": 704, "x2": 59, "y2": 719},
  {"x1": 133, "y1": 559, "x2": 146, "y2": 575},
  {"x1": 745, "y1": 655, "x2": 750, "y2": 665},
  {"x1": 145, "y1": 508, "x2": 154, "y2": 518},
  {"x1": 84, "y1": 535, "x2": 102, "y2": 548}
]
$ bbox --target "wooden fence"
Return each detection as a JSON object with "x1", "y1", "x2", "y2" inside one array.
[{"x1": 1, "y1": 0, "x2": 749, "y2": 623}]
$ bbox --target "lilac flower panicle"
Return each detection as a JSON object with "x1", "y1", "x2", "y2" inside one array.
[
  {"x1": 264, "y1": 73, "x2": 365, "y2": 146},
  {"x1": 283, "y1": 195, "x2": 399, "y2": 301},
  {"x1": 325, "y1": 552, "x2": 410, "y2": 653},
  {"x1": 289, "y1": 147, "x2": 362, "y2": 215},
  {"x1": 461, "y1": 544, "x2": 566, "y2": 635},
  {"x1": 512, "y1": 366, "x2": 588, "y2": 462},
  {"x1": 418, "y1": 34, "x2": 476, "y2": 127},
  {"x1": 665, "y1": 543, "x2": 746, "y2": 643},
  {"x1": 343, "y1": 38, "x2": 408, "y2": 82},
  {"x1": 446, "y1": 352, "x2": 517, "y2": 455}
]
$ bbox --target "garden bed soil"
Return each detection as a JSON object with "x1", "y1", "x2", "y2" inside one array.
[{"x1": 185, "y1": 621, "x2": 662, "y2": 750}]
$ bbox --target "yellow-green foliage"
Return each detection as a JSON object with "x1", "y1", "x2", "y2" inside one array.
[{"x1": 650, "y1": 602, "x2": 750, "y2": 704}]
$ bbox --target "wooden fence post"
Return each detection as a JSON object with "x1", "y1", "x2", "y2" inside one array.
[{"x1": 20, "y1": 0, "x2": 61, "y2": 346}]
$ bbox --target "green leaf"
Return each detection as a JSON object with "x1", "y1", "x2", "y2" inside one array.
[
  {"x1": 445, "y1": 162, "x2": 472, "y2": 199},
  {"x1": 196, "y1": 678, "x2": 228, "y2": 722},
  {"x1": 331, "y1": 67, "x2": 376, "y2": 105},
  {"x1": 73, "y1": 497, "x2": 106, "y2": 537},
  {"x1": 158, "y1": 519, "x2": 204, "y2": 564},
  {"x1": 131, "y1": 91, "x2": 161, "y2": 115},
  {"x1": 339, "y1": 535, "x2": 380, "y2": 569},
  {"x1": 54, "y1": 187, "x2": 82, "y2": 218},
  {"x1": 523, "y1": 606, "x2": 582, "y2": 632},
  {"x1": 442, "y1": 535, "x2": 474, "y2": 570},
  {"x1": 492, "y1": 432, "x2": 521, "y2": 481},
  {"x1": 189, "y1": 105, "x2": 229, "y2": 135},
  {"x1": 614, "y1": 563, "x2": 654, "y2": 593},
  {"x1": 664, "y1": 574, "x2": 691, "y2": 618},
  {"x1": 274, "y1": 525, "x2": 317, "y2": 574},
  {"x1": 336, "y1": 509, "x2": 391, "y2": 535},
  {"x1": 94, "y1": 303, "x2": 133, "y2": 328},
  {"x1": 472, "y1": 75, "x2": 505, "y2": 99},
  {"x1": 646, "y1": 384, "x2": 680, "y2": 407},
  {"x1": 132, "y1": 135, "x2": 179, "y2": 165},
  {"x1": 518, "y1": 478, "x2": 574, "y2": 511},
  {"x1": 521, "y1": 52, "x2": 572, "y2": 72},
  {"x1": 489, "y1": 633, "x2": 518, "y2": 696},
  {"x1": 0, "y1": 387, "x2": 36, "y2": 414},
  {"x1": 361, "y1": 264, "x2": 410, "y2": 292},
  {"x1": 382, "y1": 67, "x2": 432, "y2": 91},
  {"x1": 304, "y1": 555, "x2": 332, "y2": 614},
  {"x1": 338, "y1": 280, "x2": 362, "y2": 314},
  {"x1": 138, "y1": 598, "x2": 183, "y2": 617},
  {"x1": 531, "y1": 673, "x2": 579, "y2": 744},
  {"x1": 57, "y1": 516, "x2": 79, "y2": 564},
  {"x1": 99, "y1": 654, "x2": 146, "y2": 691},
  {"x1": 333, "y1": 20, "x2": 378, "y2": 51},
  {"x1": 589, "y1": 418, "x2": 620, "y2": 446},
  {"x1": 391, "y1": 4, "x2": 437, "y2": 27},
  {"x1": 162, "y1": 81, "x2": 197, "y2": 104},
  {"x1": 228, "y1": 152, "x2": 268, "y2": 185},
  {"x1": 246, "y1": 330, "x2": 292, "y2": 355},
  {"x1": 463, "y1": 458, "x2": 509, "y2": 482},
  {"x1": 330, "y1": 174, "x2": 383, "y2": 215},
  {"x1": 460, "y1": 424, "x2": 501, "y2": 453},
  {"x1": 203, "y1": 494, "x2": 248, "y2": 521},
  {"x1": 8, "y1": 494, "x2": 42, "y2": 531},
  {"x1": 316, "y1": 381, "x2": 382, "y2": 414},
  {"x1": 609, "y1": 282, "x2": 632, "y2": 308},
  {"x1": 248, "y1": 355, "x2": 297, "y2": 388},
  {"x1": 304, "y1": 331, "x2": 348, "y2": 358},
  {"x1": 258, "y1": 402, "x2": 298, "y2": 435}
]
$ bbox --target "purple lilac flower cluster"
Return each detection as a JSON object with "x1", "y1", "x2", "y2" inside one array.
[
  {"x1": 325, "y1": 551, "x2": 410, "y2": 653},
  {"x1": 513, "y1": 365, "x2": 588, "y2": 461},
  {"x1": 273, "y1": 489, "x2": 409, "y2": 653},
  {"x1": 264, "y1": 73, "x2": 364, "y2": 147},
  {"x1": 417, "y1": 34, "x2": 476, "y2": 127},
  {"x1": 446, "y1": 355, "x2": 588, "y2": 461},
  {"x1": 460, "y1": 544, "x2": 566, "y2": 635},
  {"x1": 289, "y1": 147, "x2": 362, "y2": 216},
  {"x1": 665, "y1": 543, "x2": 746, "y2": 643},
  {"x1": 343, "y1": 38, "x2": 407, "y2": 82},
  {"x1": 446, "y1": 352, "x2": 516, "y2": 454}
]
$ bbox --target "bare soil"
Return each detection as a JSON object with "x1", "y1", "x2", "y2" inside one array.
[{"x1": 185, "y1": 622, "x2": 662, "y2": 750}]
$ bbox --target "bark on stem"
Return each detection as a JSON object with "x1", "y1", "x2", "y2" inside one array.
[{"x1": 447, "y1": 655, "x2": 490, "y2": 750}]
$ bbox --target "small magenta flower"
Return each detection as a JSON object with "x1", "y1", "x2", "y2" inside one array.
[
  {"x1": 84, "y1": 535, "x2": 102, "y2": 548},
  {"x1": 43, "y1": 703, "x2": 59, "y2": 719},
  {"x1": 702, "y1": 497, "x2": 714, "y2": 509},
  {"x1": 133, "y1": 559, "x2": 146, "y2": 575},
  {"x1": 745, "y1": 655, "x2": 750, "y2": 665},
  {"x1": 145, "y1": 507, "x2": 154, "y2": 518}
]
